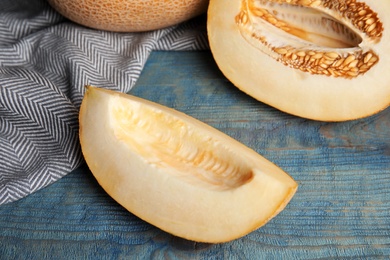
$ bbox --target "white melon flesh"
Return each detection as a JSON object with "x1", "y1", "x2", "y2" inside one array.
[
  {"x1": 207, "y1": 0, "x2": 390, "y2": 121},
  {"x1": 79, "y1": 86, "x2": 298, "y2": 243}
]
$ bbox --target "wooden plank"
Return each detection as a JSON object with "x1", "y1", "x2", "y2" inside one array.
[{"x1": 1, "y1": 51, "x2": 390, "y2": 259}]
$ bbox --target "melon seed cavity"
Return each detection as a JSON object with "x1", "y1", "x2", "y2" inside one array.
[{"x1": 236, "y1": 0, "x2": 383, "y2": 78}]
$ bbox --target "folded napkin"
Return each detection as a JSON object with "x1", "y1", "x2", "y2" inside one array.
[{"x1": 0, "y1": 0, "x2": 209, "y2": 204}]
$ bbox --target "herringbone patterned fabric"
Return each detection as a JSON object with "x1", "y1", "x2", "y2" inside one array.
[{"x1": 0, "y1": 0, "x2": 209, "y2": 204}]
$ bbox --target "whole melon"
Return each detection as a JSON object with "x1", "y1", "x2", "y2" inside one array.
[{"x1": 47, "y1": 0, "x2": 209, "y2": 32}]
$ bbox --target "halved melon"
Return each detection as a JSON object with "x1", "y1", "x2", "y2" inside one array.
[
  {"x1": 208, "y1": 0, "x2": 390, "y2": 121},
  {"x1": 79, "y1": 86, "x2": 297, "y2": 243}
]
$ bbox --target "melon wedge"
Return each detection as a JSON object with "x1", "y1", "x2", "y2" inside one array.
[
  {"x1": 79, "y1": 86, "x2": 298, "y2": 243},
  {"x1": 208, "y1": 0, "x2": 390, "y2": 121}
]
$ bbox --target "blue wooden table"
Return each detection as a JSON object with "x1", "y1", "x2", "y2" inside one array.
[{"x1": 1, "y1": 51, "x2": 390, "y2": 259}]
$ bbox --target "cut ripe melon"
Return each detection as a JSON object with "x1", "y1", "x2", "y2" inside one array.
[
  {"x1": 79, "y1": 86, "x2": 297, "y2": 243},
  {"x1": 207, "y1": 0, "x2": 390, "y2": 121}
]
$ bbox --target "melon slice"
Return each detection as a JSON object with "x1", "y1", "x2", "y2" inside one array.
[
  {"x1": 79, "y1": 86, "x2": 297, "y2": 243},
  {"x1": 207, "y1": 0, "x2": 390, "y2": 121}
]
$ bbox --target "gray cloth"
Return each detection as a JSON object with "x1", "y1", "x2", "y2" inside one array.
[{"x1": 0, "y1": 0, "x2": 209, "y2": 204}]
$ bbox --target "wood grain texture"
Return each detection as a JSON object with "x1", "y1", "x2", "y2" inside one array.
[{"x1": 1, "y1": 51, "x2": 390, "y2": 259}]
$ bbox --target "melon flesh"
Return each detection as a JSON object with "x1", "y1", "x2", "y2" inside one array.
[
  {"x1": 207, "y1": 0, "x2": 390, "y2": 121},
  {"x1": 79, "y1": 86, "x2": 297, "y2": 243}
]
